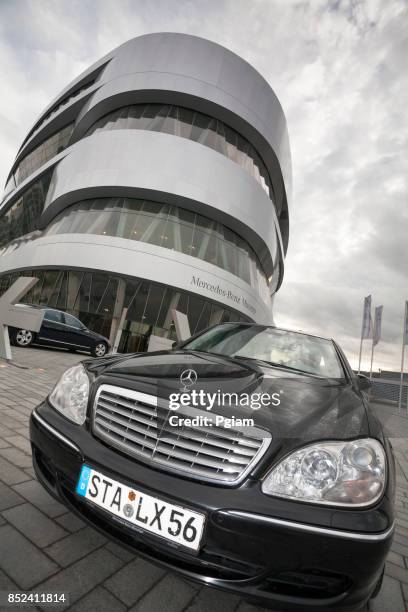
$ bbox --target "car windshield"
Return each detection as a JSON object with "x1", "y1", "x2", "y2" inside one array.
[{"x1": 183, "y1": 324, "x2": 344, "y2": 378}]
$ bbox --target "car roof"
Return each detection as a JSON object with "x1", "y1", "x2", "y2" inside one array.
[{"x1": 22, "y1": 305, "x2": 65, "y2": 314}]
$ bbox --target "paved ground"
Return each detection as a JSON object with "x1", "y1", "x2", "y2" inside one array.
[{"x1": 0, "y1": 347, "x2": 408, "y2": 611}]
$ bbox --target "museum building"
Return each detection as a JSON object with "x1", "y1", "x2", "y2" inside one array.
[{"x1": 0, "y1": 33, "x2": 291, "y2": 351}]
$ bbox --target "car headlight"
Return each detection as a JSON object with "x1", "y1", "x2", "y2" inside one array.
[
  {"x1": 49, "y1": 364, "x2": 89, "y2": 425},
  {"x1": 262, "y1": 438, "x2": 386, "y2": 507}
]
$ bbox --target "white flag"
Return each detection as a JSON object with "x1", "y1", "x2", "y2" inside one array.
[
  {"x1": 373, "y1": 305, "x2": 383, "y2": 346},
  {"x1": 361, "y1": 295, "x2": 372, "y2": 340},
  {"x1": 404, "y1": 301, "x2": 408, "y2": 346}
]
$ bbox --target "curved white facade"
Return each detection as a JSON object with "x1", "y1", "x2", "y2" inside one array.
[{"x1": 0, "y1": 33, "x2": 291, "y2": 351}]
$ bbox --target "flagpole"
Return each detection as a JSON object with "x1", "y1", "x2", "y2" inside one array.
[
  {"x1": 398, "y1": 301, "x2": 407, "y2": 412},
  {"x1": 358, "y1": 295, "x2": 372, "y2": 375},
  {"x1": 370, "y1": 305, "x2": 382, "y2": 380},
  {"x1": 358, "y1": 336, "x2": 363, "y2": 375},
  {"x1": 369, "y1": 338, "x2": 375, "y2": 379},
  {"x1": 358, "y1": 296, "x2": 366, "y2": 374}
]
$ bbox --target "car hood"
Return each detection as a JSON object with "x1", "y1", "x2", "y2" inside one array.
[{"x1": 85, "y1": 349, "x2": 369, "y2": 444}]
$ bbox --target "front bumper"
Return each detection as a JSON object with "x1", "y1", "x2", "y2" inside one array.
[{"x1": 30, "y1": 403, "x2": 394, "y2": 611}]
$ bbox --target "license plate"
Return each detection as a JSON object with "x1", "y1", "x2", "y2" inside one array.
[{"x1": 76, "y1": 465, "x2": 206, "y2": 551}]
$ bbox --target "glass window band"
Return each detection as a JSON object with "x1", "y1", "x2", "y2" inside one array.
[
  {"x1": 44, "y1": 197, "x2": 270, "y2": 294},
  {"x1": 4, "y1": 123, "x2": 74, "y2": 194},
  {"x1": 86, "y1": 104, "x2": 275, "y2": 203},
  {"x1": 0, "y1": 269, "x2": 251, "y2": 353},
  {"x1": 0, "y1": 171, "x2": 52, "y2": 250}
]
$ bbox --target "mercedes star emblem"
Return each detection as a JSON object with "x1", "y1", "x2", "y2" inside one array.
[{"x1": 180, "y1": 368, "x2": 198, "y2": 390}]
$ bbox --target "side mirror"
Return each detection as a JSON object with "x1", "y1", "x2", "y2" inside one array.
[
  {"x1": 357, "y1": 374, "x2": 371, "y2": 391},
  {"x1": 171, "y1": 341, "x2": 178, "y2": 349}
]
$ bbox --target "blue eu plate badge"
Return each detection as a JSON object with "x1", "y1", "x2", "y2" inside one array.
[{"x1": 76, "y1": 465, "x2": 91, "y2": 496}]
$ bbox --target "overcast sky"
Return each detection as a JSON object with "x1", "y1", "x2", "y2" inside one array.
[{"x1": 0, "y1": 0, "x2": 407, "y2": 371}]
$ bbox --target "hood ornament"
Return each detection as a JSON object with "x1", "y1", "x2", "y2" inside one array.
[{"x1": 180, "y1": 368, "x2": 198, "y2": 391}]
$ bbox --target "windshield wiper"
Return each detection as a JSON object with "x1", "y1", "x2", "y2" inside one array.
[
  {"x1": 179, "y1": 349, "x2": 322, "y2": 377},
  {"x1": 231, "y1": 355, "x2": 321, "y2": 377}
]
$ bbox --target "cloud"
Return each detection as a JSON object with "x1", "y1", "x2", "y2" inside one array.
[{"x1": 0, "y1": 0, "x2": 407, "y2": 370}]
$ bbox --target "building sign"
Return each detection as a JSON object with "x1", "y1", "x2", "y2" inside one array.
[{"x1": 191, "y1": 275, "x2": 257, "y2": 316}]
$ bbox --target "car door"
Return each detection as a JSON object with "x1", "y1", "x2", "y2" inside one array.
[
  {"x1": 62, "y1": 313, "x2": 93, "y2": 351},
  {"x1": 38, "y1": 309, "x2": 67, "y2": 347}
]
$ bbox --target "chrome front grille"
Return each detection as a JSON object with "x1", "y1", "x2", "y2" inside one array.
[{"x1": 92, "y1": 384, "x2": 270, "y2": 485}]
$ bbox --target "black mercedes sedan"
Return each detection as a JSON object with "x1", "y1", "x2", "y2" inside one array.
[
  {"x1": 30, "y1": 323, "x2": 395, "y2": 611},
  {"x1": 10, "y1": 307, "x2": 110, "y2": 357}
]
